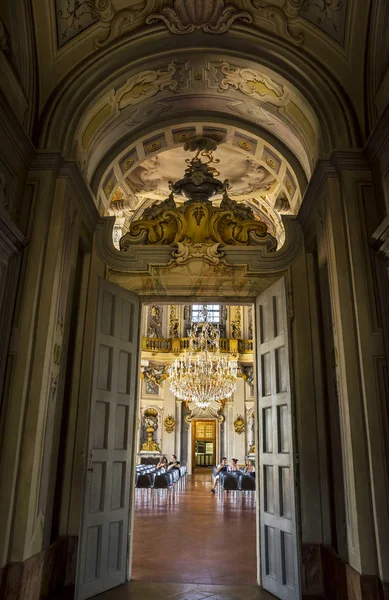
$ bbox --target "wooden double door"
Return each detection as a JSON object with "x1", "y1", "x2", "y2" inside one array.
[{"x1": 192, "y1": 419, "x2": 216, "y2": 467}]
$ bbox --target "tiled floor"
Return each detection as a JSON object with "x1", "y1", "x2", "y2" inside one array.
[
  {"x1": 52, "y1": 471, "x2": 272, "y2": 599},
  {"x1": 132, "y1": 470, "x2": 257, "y2": 585},
  {"x1": 91, "y1": 581, "x2": 277, "y2": 599}
]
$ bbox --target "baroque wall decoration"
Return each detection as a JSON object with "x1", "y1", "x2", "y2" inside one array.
[
  {"x1": 234, "y1": 414, "x2": 245, "y2": 434},
  {"x1": 231, "y1": 306, "x2": 242, "y2": 339},
  {"x1": 217, "y1": 61, "x2": 289, "y2": 105},
  {"x1": 147, "y1": 305, "x2": 163, "y2": 338},
  {"x1": 169, "y1": 305, "x2": 179, "y2": 337},
  {"x1": 299, "y1": 0, "x2": 347, "y2": 44},
  {"x1": 164, "y1": 414, "x2": 175, "y2": 433},
  {"x1": 120, "y1": 193, "x2": 277, "y2": 251},
  {"x1": 238, "y1": 364, "x2": 254, "y2": 386},
  {"x1": 141, "y1": 407, "x2": 161, "y2": 451},
  {"x1": 56, "y1": 0, "x2": 98, "y2": 47}
]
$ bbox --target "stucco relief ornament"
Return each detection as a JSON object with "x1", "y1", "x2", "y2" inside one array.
[
  {"x1": 218, "y1": 61, "x2": 289, "y2": 106},
  {"x1": 164, "y1": 415, "x2": 175, "y2": 433},
  {"x1": 234, "y1": 415, "x2": 245, "y2": 434},
  {"x1": 145, "y1": 0, "x2": 253, "y2": 34},
  {"x1": 116, "y1": 62, "x2": 180, "y2": 110}
]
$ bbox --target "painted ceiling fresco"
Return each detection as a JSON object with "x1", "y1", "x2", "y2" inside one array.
[
  {"x1": 300, "y1": 0, "x2": 347, "y2": 44},
  {"x1": 56, "y1": 0, "x2": 97, "y2": 47}
]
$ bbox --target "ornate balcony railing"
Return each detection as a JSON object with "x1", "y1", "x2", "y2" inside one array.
[{"x1": 142, "y1": 337, "x2": 254, "y2": 354}]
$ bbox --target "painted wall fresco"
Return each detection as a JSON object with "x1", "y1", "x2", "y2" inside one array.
[
  {"x1": 56, "y1": 0, "x2": 98, "y2": 47},
  {"x1": 300, "y1": 0, "x2": 348, "y2": 44}
]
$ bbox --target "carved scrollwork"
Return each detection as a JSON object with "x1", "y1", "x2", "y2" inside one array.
[
  {"x1": 218, "y1": 61, "x2": 289, "y2": 105},
  {"x1": 145, "y1": 0, "x2": 253, "y2": 34},
  {"x1": 120, "y1": 196, "x2": 277, "y2": 252}
]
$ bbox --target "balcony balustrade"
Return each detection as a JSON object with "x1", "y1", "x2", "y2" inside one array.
[{"x1": 142, "y1": 337, "x2": 253, "y2": 354}]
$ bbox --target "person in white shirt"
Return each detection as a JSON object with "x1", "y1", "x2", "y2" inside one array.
[{"x1": 211, "y1": 457, "x2": 228, "y2": 494}]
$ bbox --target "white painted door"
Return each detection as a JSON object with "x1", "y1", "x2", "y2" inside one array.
[
  {"x1": 76, "y1": 279, "x2": 140, "y2": 599},
  {"x1": 255, "y1": 277, "x2": 301, "y2": 600}
]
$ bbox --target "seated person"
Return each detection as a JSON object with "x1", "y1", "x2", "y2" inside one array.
[
  {"x1": 211, "y1": 457, "x2": 228, "y2": 494},
  {"x1": 229, "y1": 458, "x2": 240, "y2": 471},
  {"x1": 156, "y1": 455, "x2": 168, "y2": 469},
  {"x1": 167, "y1": 454, "x2": 179, "y2": 469},
  {"x1": 244, "y1": 459, "x2": 256, "y2": 477}
]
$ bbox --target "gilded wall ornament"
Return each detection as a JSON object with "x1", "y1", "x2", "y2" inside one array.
[
  {"x1": 164, "y1": 415, "x2": 175, "y2": 433},
  {"x1": 231, "y1": 306, "x2": 242, "y2": 339},
  {"x1": 120, "y1": 195, "x2": 277, "y2": 250},
  {"x1": 234, "y1": 415, "x2": 245, "y2": 434},
  {"x1": 145, "y1": 0, "x2": 253, "y2": 34}
]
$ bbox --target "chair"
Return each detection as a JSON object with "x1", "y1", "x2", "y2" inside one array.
[
  {"x1": 222, "y1": 474, "x2": 239, "y2": 491},
  {"x1": 136, "y1": 474, "x2": 152, "y2": 488},
  {"x1": 240, "y1": 475, "x2": 256, "y2": 491},
  {"x1": 153, "y1": 474, "x2": 171, "y2": 489}
]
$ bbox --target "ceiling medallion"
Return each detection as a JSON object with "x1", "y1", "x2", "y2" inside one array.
[{"x1": 169, "y1": 306, "x2": 238, "y2": 409}]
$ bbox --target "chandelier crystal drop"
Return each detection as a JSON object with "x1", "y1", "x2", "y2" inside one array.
[{"x1": 168, "y1": 307, "x2": 238, "y2": 409}]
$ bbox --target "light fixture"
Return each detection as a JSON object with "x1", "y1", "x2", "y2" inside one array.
[{"x1": 168, "y1": 306, "x2": 238, "y2": 409}]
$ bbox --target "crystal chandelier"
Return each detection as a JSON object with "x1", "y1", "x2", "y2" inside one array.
[{"x1": 168, "y1": 307, "x2": 238, "y2": 409}]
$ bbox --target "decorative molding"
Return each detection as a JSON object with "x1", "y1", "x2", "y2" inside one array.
[{"x1": 145, "y1": 0, "x2": 253, "y2": 35}]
